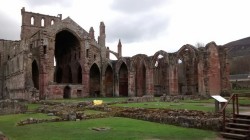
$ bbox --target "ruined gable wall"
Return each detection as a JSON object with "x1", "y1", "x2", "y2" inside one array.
[{"x1": 21, "y1": 7, "x2": 61, "y2": 40}]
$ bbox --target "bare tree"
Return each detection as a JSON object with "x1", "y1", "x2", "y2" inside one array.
[{"x1": 195, "y1": 42, "x2": 205, "y2": 48}]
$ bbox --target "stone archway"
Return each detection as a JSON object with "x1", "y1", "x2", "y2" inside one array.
[
  {"x1": 119, "y1": 63, "x2": 128, "y2": 97},
  {"x1": 135, "y1": 62, "x2": 146, "y2": 97},
  {"x1": 32, "y1": 60, "x2": 39, "y2": 90},
  {"x1": 105, "y1": 65, "x2": 113, "y2": 97},
  {"x1": 54, "y1": 30, "x2": 80, "y2": 84},
  {"x1": 177, "y1": 45, "x2": 198, "y2": 95},
  {"x1": 89, "y1": 63, "x2": 100, "y2": 97},
  {"x1": 63, "y1": 86, "x2": 71, "y2": 99}
]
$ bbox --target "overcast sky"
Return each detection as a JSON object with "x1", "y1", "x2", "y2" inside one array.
[{"x1": 1, "y1": 0, "x2": 250, "y2": 58}]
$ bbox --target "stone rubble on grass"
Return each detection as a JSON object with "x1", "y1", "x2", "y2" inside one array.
[{"x1": 0, "y1": 99, "x2": 28, "y2": 115}]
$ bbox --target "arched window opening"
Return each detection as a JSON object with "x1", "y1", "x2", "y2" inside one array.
[
  {"x1": 89, "y1": 64, "x2": 100, "y2": 97},
  {"x1": 105, "y1": 65, "x2": 113, "y2": 97},
  {"x1": 41, "y1": 18, "x2": 45, "y2": 27},
  {"x1": 54, "y1": 57, "x2": 56, "y2": 67},
  {"x1": 55, "y1": 30, "x2": 80, "y2": 84},
  {"x1": 51, "y1": 19, "x2": 54, "y2": 25},
  {"x1": 119, "y1": 63, "x2": 128, "y2": 97},
  {"x1": 17, "y1": 57, "x2": 20, "y2": 71},
  {"x1": 63, "y1": 86, "x2": 71, "y2": 99},
  {"x1": 135, "y1": 62, "x2": 146, "y2": 97},
  {"x1": 178, "y1": 59, "x2": 183, "y2": 64},
  {"x1": 86, "y1": 49, "x2": 89, "y2": 58},
  {"x1": 177, "y1": 47, "x2": 198, "y2": 95},
  {"x1": 32, "y1": 60, "x2": 39, "y2": 90},
  {"x1": 43, "y1": 45, "x2": 47, "y2": 54},
  {"x1": 31, "y1": 17, "x2": 34, "y2": 25}
]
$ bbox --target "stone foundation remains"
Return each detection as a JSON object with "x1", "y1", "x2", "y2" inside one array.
[{"x1": 0, "y1": 100, "x2": 27, "y2": 115}]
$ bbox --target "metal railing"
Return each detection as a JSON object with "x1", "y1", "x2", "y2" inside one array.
[{"x1": 220, "y1": 93, "x2": 239, "y2": 130}]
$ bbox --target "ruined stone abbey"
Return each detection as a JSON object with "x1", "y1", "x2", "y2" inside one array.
[{"x1": 0, "y1": 8, "x2": 231, "y2": 100}]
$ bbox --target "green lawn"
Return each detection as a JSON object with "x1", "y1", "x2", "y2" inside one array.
[
  {"x1": 0, "y1": 114, "x2": 218, "y2": 140},
  {"x1": 27, "y1": 103, "x2": 41, "y2": 111},
  {"x1": 4, "y1": 96, "x2": 246, "y2": 140}
]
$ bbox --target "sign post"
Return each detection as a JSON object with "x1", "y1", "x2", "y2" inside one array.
[{"x1": 211, "y1": 95, "x2": 228, "y2": 112}]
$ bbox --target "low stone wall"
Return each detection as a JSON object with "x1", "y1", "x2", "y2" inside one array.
[
  {"x1": 127, "y1": 95, "x2": 155, "y2": 102},
  {"x1": 115, "y1": 108, "x2": 223, "y2": 131},
  {"x1": 160, "y1": 95, "x2": 209, "y2": 102},
  {"x1": 0, "y1": 100, "x2": 27, "y2": 115}
]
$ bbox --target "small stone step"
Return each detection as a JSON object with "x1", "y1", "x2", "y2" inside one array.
[
  {"x1": 225, "y1": 127, "x2": 250, "y2": 133},
  {"x1": 227, "y1": 122, "x2": 250, "y2": 128},
  {"x1": 220, "y1": 132, "x2": 248, "y2": 140},
  {"x1": 236, "y1": 114, "x2": 250, "y2": 119},
  {"x1": 233, "y1": 118, "x2": 250, "y2": 124}
]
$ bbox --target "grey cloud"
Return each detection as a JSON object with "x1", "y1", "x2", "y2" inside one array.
[
  {"x1": 107, "y1": 14, "x2": 168, "y2": 43},
  {"x1": 111, "y1": 0, "x2": 167, "y2": 14},
  {"x1": 27, "y1": 0, "x2": 72, "y2": 7},
  {"x1": 0, "y1": 12, "x2": 20, "y2": 40}
]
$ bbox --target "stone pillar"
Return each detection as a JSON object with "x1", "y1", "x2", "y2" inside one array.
[
  {"x1": 168, "y1": 64, "x2": 178, "y2": 95},
  {"x1": 82, "y1": 70, "x2": 89, "y2": 97},
  {"x1": 101, "y1": 74, "x2": 105, "y2": 97},
  {"x1": 39, "y1": 43, "x2": 48, "y2": 100},
  {"x1": 47, "y1": 39, "x2": 55, "y2": 83},
  {"x1": 114, "y1": 73, "x2": 119, "y2": 97},
  {"x1": 146, "y1": 68, "x2": 154, "y2": 95},
  {"x1": 198, "y1": 61, "x2": 206, "y2": 95},
  {"x1": 39, "y1": 63, "x2": 47, "y2": 100},
  {"x1": 128, "y1": 71, "x2": 135, "y2": 97}
]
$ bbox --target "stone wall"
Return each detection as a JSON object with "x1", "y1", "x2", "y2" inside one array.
[{"x1": 47, "y1": 84, "x2": 83, "y2": 99}]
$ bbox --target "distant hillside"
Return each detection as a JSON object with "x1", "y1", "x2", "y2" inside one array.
[{"x1": 223, "y1": 37, "x2": 250, "y2": 58}]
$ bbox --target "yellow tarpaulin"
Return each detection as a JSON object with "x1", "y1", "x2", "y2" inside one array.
[{"x1": 93, "y1": 100, "x2": 103, "y2": 106}]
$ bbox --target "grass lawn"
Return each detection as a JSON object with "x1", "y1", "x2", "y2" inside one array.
[
  {"x1": 0, "y1": 114, "x2": 218, "y2": 140},
  {"x1": 6, "y1": 96, "x2": 246, "y2": 140}
]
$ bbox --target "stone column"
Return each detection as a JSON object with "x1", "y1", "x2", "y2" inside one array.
[
  {"x1": 146, "y1": 68, "x2": 154, "y2": 95},
  {"x1": 168, "y1": 64, "x2": 178, "y2": 95},
  {"x1": 101, "y1": 74, "x2": 105, "y2": 97},
  {"x1": 198, "y1": 61, "x2": 206, "y2": 95},
  {"x1": 82, "y1": 70, "x2": 89, "y2": 97},
  {"x1": 114, "y1": 73, "x2": 119, "y2": 97},
  {"x1": 47, "y1": 39, "x2": 55, "y2": 83},
  {"x1": 128, "y1": 71, "x2": 135, "y2": 97}
]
